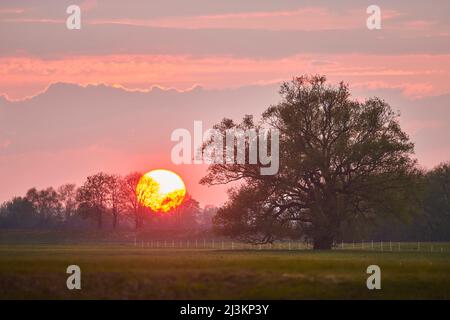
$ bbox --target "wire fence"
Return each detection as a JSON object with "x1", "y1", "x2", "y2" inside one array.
[{"x1": 131, "y1": 239, "x2": 450, "y2": 253}]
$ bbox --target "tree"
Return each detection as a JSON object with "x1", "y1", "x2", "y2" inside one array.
[
  {"x1": 422, "y1": 162, "x2": 450, "y2": 240},
  {"x1": 198, "y1": 205, "x2": 218, "y2": 228},
  {"x1": 106, "y1": 174, "x2": 124, "y2": 229},
  {"x1": 57, "y1": 184, "x2": 77, "y2": 221},
  {"x1": 76, "y1": 172, "x2": 111, "y2": 229},
  {"x1": 202, "y1": 75, "x2": 419, "y2": 249},
  {"x1": 212, "y1": 184, "x2": 298, "y2": 244},
  {"x1": 121, "y1": 172, "x2": 145, "y2": 229},
  {"x1": 357, "y1": 163, "x2": 449, "y2": 242},
  {"x1": 172, "y1": 194, "x2": 201, "y2": 228},
  {"x1": 0, "y1": 197, "x2": 37, "y2": 228},
  {"x1": 25, "y1": 187, "x2": 62, "y2": 226}
]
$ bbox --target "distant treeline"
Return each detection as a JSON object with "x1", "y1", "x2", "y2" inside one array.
[
  {"x1": 339, "y1": 163, "x2": 450, "y2": 242},
  {"x1": 0, "y1": 172, "x2": 217, "y2": 231},
  {"x1": 1, "y1": 164, "x2": 449, "y2": 241}
]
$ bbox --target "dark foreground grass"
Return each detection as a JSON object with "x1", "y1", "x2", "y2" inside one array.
[{"x1": 0, "y1": 244, "x2": 449, "y2": 299}]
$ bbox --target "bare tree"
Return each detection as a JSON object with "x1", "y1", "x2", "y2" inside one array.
[
  {"x1": 76, "y1": 172, "x2": 111, "y2": 229},
  {"x1": 57, "y1": 184, "x2": 77, "y2": 221},
  {"x1": 170, "y1": 193, "x2": 200, "y2": 227},
  {"x1": 121, "y1": 172, "x2": 145, "y2": 229},
  {"x1": 106, "y1": 174, "x2": 124, "y2": 229}
]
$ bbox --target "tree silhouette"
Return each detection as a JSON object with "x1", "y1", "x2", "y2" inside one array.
[
  {"x1": 26, "y1": 187, "x2": 62, "y2": 225},
  {"x1": 121, "y1": 172, "x2": 146, "y2": 229},
  {"x1": 106, "y1": 174, "x2": 123, "y2": 229},
  {"x1": 76, "y1": 172, "x2": 111, "y2": 229},
  {"x1": 202, "y1": 75, "x2": 420, "y2": 249}
]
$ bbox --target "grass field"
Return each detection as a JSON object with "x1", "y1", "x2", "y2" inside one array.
[{"x1": 0, "y1": 243, "x2": 449, "y2": 299}]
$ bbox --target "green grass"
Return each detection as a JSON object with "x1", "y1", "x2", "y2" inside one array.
[{"x1": 0, "y1": 244, "x2": 449, "y2": 299}]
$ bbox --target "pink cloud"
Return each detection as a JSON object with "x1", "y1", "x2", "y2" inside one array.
[
  {"x1": 4, "y1": 6, "x2": 404, "y2": 32},
  {"x1": 0, "y1": 8, "x2": 25, "y2": 14},
  {"x1": 1, "y1": 18, "x2": 61, "y2": 23},
  {"x1": 1, "y1": 53, "x2": 449, "y2": 100},
  {"x1": 89, "y1": 7, "x2": 402, "y2": 31}
]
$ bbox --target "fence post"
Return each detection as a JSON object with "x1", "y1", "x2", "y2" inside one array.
[
  {"x1": 390, "y1": 241, "x2": 392, "y2": 251},
  {"x1": 371, "y1": 240, "x2": 374, "y2": 250},
  {"x1": 381, "y1": 241, "x2": 383, "y2": 252},
  {"x1": 418, "y1": 241, "x2": 420, "y2": 251},
  {"x1": 362, "y1": 240, "x2": 364, "y2": 249},
  {"x1": 342, "y1": 241, "x2": 344, "y2": 249}
]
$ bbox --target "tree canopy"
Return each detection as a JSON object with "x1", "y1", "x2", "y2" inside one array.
[{"x1": 202, "y1": 75, "x2": 421, "y2": 249}]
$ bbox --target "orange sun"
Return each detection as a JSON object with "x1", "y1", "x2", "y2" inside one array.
[{"x1": 136, "y1": 169, "x2": 186, "y2": 213}]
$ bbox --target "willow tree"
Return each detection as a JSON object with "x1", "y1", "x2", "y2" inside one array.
[{"x1": 201, "y1": 75, "x2": 420, "y2": 249}]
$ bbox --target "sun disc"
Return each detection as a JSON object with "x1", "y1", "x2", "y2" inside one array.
[{"x1": 136, "y1": 169, "x2": 186, "y2": 213}]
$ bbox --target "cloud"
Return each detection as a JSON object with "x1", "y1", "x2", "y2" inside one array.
[
  {"x1": 1, "y1": 53, "x2": 449, "y2": 100},
  {"x1": 0, "y1": 82, "x2": 280, "y2": 205},
  {"x1": 88, "y1": 7, "x2": 389, "y2": 31},
  {"x1": 1, "y1": 17, "x2": 449, "y2": 60},
  {"x1": 0, "y1": 8, "x2": 25, "y2": 14},
  {"x1": 1, "y1": 82, "x2": 450, "y2": 205},
  {"x1": 1, "y1": 0, "x2": 449, "y2": 204}
]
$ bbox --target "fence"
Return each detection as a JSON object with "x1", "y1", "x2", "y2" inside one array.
[{"x1": 132, "y1": 238, "x2": 449, "y2": 253}]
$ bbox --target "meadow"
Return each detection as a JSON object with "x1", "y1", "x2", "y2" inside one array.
[{"x1": 0, "y1": 239, "x2": 449, "y2": 299}]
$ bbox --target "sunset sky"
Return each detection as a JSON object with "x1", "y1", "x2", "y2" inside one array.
[{"x1": 1, "y1": 0, "x2": 450, "y2": 206}]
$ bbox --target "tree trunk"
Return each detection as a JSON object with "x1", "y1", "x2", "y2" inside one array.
[
  {"x1": 134, "y1": 211, "x2": 141, "y2": 230},
  {"x1": 134, "y1": 207, "x2": 146, "y2": 230},
  {"x1": 112, "y1": 209, "x2": 118, "y2": 229},
  {"x1": 313, "y1": 235, "x2": 333, "y2": 250},
  {"x1": 312, "y1": 195, "x2": 338, "y2": 250},
  {"x1": 97, "y1": 210, "x2": 103, "y2": 229},
  {"x1": 112, "y1": 214, "x2": 117, "y2": 229}
]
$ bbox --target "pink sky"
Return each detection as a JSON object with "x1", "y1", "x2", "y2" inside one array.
[
  {"x1": 1, "y1": 54, "x2": 450, "y2": 101},
  {"x1": 1, "y1": 0, "x2": 450, "y2": 205}
]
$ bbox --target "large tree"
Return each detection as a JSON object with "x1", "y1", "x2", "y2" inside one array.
[{"x1": 202, "y1": 75, "x2": 420, "y2": 249}]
